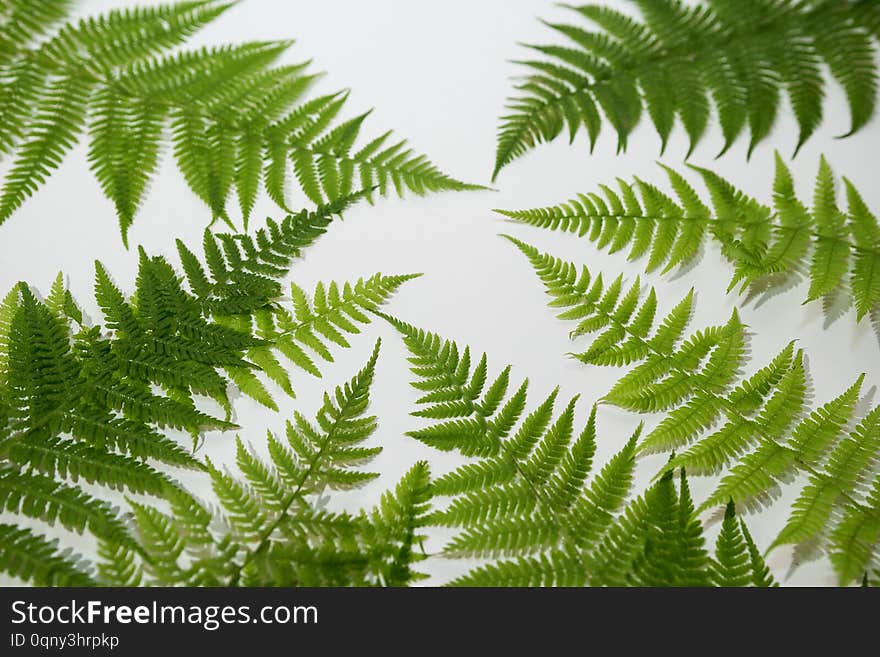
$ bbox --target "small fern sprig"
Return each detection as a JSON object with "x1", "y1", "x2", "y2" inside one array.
[
  {"x1": 0, "y1": 0, "x2": 478, "y2": 243},
  {"x1": 382, "y1": 314, "x2": 773, "y2": 586},
  {"x1": 499, "y1": 155, "x2": 880, "y2": 325},
  {"x1": 494, "y1": 0, "x2": 879, "y2": 178},
  {"x1": 511, "y1": 239, "x2": 880, "y2": 583},
  {"x1": 109, "y1": 341, "x2": 433, "y2": 587}
]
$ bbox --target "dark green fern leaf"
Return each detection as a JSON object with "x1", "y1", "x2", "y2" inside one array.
[
  {"x1": 500, "y1": 155, "x2": 880, "y2": 325},
  {"x1": 0, "y1": 194, "x2": 418, "y2": 584},
  {"x1": 711, "y1": 500, "x2": 778, "y2": 587},
  {"x1": 588, "y1": 471, "x2": 774, "y2": 587},
  {"x1": 494, "y1": 0, "x2": 879, "y2": 178},
  {"x1": 174, "y1": 198, "x2": 419, "y2": 406}
]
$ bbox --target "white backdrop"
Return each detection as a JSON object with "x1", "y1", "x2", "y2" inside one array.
[{"x1": 2, "y1": 0, "x2": 879, "y2": 586}]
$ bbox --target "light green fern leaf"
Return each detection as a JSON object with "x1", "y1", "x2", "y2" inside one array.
[{"x1": 501, "y1": 155, "x2": 880, "y2": 324}]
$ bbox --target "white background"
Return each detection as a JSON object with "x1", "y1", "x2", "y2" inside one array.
[{"x1": 2, "y1": 0, "x2": 879, "y2": 586}]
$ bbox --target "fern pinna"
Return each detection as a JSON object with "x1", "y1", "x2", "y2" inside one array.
[
  {"x1": 494, "y1": 0, "x2": 880, "y2": 178},
  {"x1": 113, "y1": 342, "x2": 432, "y2": 587},
  {"x1": 0, "y1": 200, "x2": 417, "y2": 586},
  {"x1": 382, "y1": 314, "x2": 774, "y2": 586},
  {"x1": 0, "y1": 0, "x2": 476, "y2": 243},
  {"x1": 510, "y1": 237, "x2": 880, "y2": 584},
  {"x1": 499, "y1": 155, "x2": 880, "y2": 326}
]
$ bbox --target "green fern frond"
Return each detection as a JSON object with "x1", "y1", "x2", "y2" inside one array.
[
  {"x1": 512, "y1": 241, "x2": 878, "y2": 582},
  {"x1": 173, "y1": 198, "x2": 416, "y2": 405},
  {"x1": 585, "y1": 470, "x2": 774, "y2": 587},
  {"x1": 711, "y1": 500, "x2": 778, "y2": 587},
  {"x1": 0, "y1": 466, "x2": 134, "y2": 551},
  {"x1": 0, "y1": 1, "x2": 477, "y2": 242},
  {"x1": 386, "y1": 315, "x2": 768, "y2": 587},
  {"x1": 623, "y1": 470, "x2": 711, "y2": 587},
  {"x1": 828, "y1": 476, "x2": 880, "y2": 586},
  {"x1": 121, "y1": 342, "x2": 433, "y2": 587},
  {"x1": 381, "y1": 313, "x2": 645, "y2": 579},
  {"x1": 0, "y1": 194, "x2": 418, "y2": 584},
  {"x1": 0, "y1": 523, "x2": 96, "y2": 587},
  {"x1": 501, "y1": 155, "x2": 880, "y2": 324},
  {"x1": 494, "y1": 0, "x2": 879, "y2": 177}
]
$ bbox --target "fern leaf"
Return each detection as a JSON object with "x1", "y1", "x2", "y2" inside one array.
[
  {"x1": 0, "y1": 73, "x2": 92, "y2": 224},
  {"x1": 126, "y1": 342, "x2": 429, "y2": 588},
  {"x1": 711, "y1": 500, "x2": 776, "y2": 587},
  {"x1": 0, "y1": 1, "x2": 476, "y2": 240},
  {"x1": 829, "y1": 477, "x2": 880, "y2": 586},
  {"x1": 385, "y1": 315, "x2": 663, "y2": 583},
  {"x1": 502, "y1": 156, "x2": 880, "y2": 325},
  {"x1": 514, "y1": 242, "x2": 879, "y2": 579},
  {"x1": 494, "y1": 0, "x2": 879, "y2": 176},
  {"x1": 711, "y1": 501, "x2": 752, "y2": 587},
  {"x1": 0, "y1": 467, "x2": 134, "y2": 550},
  {"x1": 0, "y1": 523, "x2": 95, "y2": 586}
]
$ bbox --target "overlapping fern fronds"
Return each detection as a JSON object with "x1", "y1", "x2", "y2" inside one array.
[
  {"x1": 0, "y1": 266, "x2": 239, "y2": 586},
  {"x1": 494, "y1": 0, "x2": 880, "y2": 178},
  {"x1": 382, "y1": 315, "x2": 774, "y2": 586},
  {"x1": 500, "y1": 155, "x2": 880, "y2": 324},
  {"x1": 0, "y1": 199, "x2": 416, "y2": 586},
  {"x1": 102, "y1": 342, "x2": 433, "y2": 587},
  {"x1": 177, "y1": 195, "x2": 420, "y2": 409},
  {"x1": 0, "y1": 0, "x2": 476, "y2": 243},
  {"x1": 510, "y1": 238, "x2": 880, "y2": 584}
]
